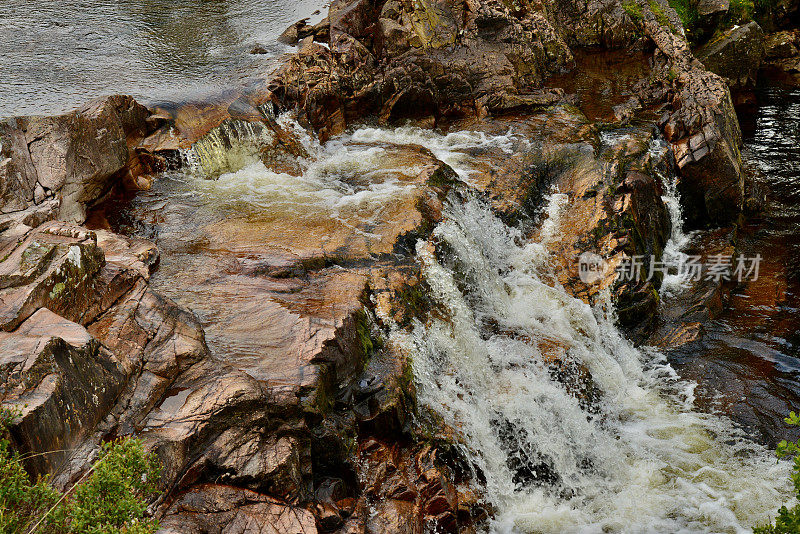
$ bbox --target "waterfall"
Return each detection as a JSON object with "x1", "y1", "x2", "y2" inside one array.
[
  {"x1": 388, "y1": 190, "x2": 790, "y2": 533},
  {"x1": 173, "y1": 118, "x2": 790, "y2": 531},
  {"x1": 653, "y1": 138, "x2": 694, "y2": 295}
]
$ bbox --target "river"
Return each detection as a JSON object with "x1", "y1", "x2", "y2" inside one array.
[
  {"x1": 3, "y1": 4, "x2": 800, "y2": 532},
  {"x1": 0, "y1": 0, "x2": 325, "y2": 117}
]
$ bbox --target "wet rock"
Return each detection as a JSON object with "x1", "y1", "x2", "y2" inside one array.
[
  {"x1": 636, "y1": 0, "x2": 746, "y2": 226},
  {"x1": 250, "y1": 43, "x2": 269, "y2": 54},
  {"x1": 348, "y1": 440, "x2": 468, "y2": 533},
  {"x1": 697, "y1": 0, "x2": 730, "y2": 17},
  {"x1": 159, "y1": 484, "x2": 318, "y2": 534},
  {"x1": 696, "y1": 22, "x2": 766, "y2": 89},
  {"x1": 761, "y1": 30, "x2": 800, "y2": 84},
  {"x1": 268, "y1": 0, "x2": 574, "y2": 132},
  {"x1": 0, "y1": 95, "x2": 154, "y2": 224},
  {"x1": 548, "y1": 0, "x2": 646, "y2": 47},
  {"x1": 0, "y1": 308, "x2": 125, "y2": 476},
  {"x1": 765, "y1": 29, "x2": 800, "y2": 59}
]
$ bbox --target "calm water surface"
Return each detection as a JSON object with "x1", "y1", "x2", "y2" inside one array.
[{"x1": 0, "y1": 0, "x2": 325, "y2": 117}]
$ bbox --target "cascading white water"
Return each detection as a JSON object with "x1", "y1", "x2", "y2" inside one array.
[
  {"x1": 389, "y1": 191, "x2": 790, "y2": 533},
  {"x1": 174, "y1": 117, "x2": 791, "y2": 532},
  {"x1": 652, "y1": 138, "x2": 694, "y2": 295}
]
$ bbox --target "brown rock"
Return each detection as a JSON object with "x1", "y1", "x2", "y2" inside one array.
[
  {"x1": 0, "y1": 95, "x2": 153, "y2": 223},
  {"x1": 159, "y1": 484, "x2": 318, "y2": 534},
  {"x1": 696, "y1": 22, "x2": 766, "y2": 89}
]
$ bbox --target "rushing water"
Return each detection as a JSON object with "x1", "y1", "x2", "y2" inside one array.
[
  {"x1": 103, "y1": 113, "x2": 794, "y2": 531},
  {"x1": 0, "y1": 0, "x2": 325, "y2": 117},
  {"x1": 392, "y1": 192, "x2": 789, "y2": 533}
]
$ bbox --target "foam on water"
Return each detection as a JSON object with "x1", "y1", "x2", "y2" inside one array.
[
  {"x1": 655, "y1": 137, "x2": 695, "y2": 296},
  {"x1": 390, "y1": 192, "x2": 791, "y2": 533},
  {"x1": 175, "y1": 119, "x2": 790, "y2": 532},
  {"x1": 180, "y1": 118, "x2": 525, "y2": 228}
]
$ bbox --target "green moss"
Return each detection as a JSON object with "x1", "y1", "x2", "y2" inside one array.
[
  {"x1": 650, "y1": 0, "x2": 679, "y2": 33},
  {"x1": 355, "y1": 308, "x2": 383, "y2": 366},
  {"x1": 48, "y1": 282, "x2": 66, "y2": 300},
  {"x1": 426, "y1": 164, "x2": 460, "y2": 189},
  {"x1": 398, "y1": 358, "x2": 415, "y2": 396},
  {"x1": 666, "y1": 0, "x2": 698, "y2": 33},
  {"x1": 667, "y1": 67, "x2": 678, "y2": 83},
  {"x1": 623, "y1": 0, "x2": 644, "y2": 19}
]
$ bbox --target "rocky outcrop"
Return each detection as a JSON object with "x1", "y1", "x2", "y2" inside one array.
[
  {"x1": 629, "y1": 0, "x2": 746, "y2": 227},
  {"x1": 762, "y1": 29, "x2": 800, "y2": 83},
  {"x1": 0, "y1": 96, "x2": 157, "y2": 224},
  {"x1": 160, "y1": 484, "x2": 318, "y2": 534},
  {"x1": 0, "y1": 0, "x2": 774, "y2": 530},
  {"x1": 459, "y1": 106, "x2": 673, "y2": 337},
  {"x1": 696, "y1": 21, "x2": 766, "y2": 89},
  {"x1": 267, "y1": 0, "x2": 574, "y2": 139}
]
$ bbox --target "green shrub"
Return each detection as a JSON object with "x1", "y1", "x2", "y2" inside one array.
[
  {"x1": 0, "y1": 408, "x2": 160, "y2": 534},
  {"x1": 755, "y1": 411, "x2": 800, "y2": 533}
]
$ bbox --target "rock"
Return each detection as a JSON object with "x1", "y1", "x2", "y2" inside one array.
[
  {"x1": 268, "y1": 0, "x2": 574, "y2": 132},
  {"x1": 159, "y1": 484, "x2": 318, "y2": 534},
  {"x1": 765, "y1": 30, "x2": 800, "y2": 59},
  {"x1": 634, "y1": 0, "x2": 746, "y2": 227},
  {"x1": 250, "y1": 43, "x2": 269, "y2": 54},
  {"x1": 697, "y1": 0, "x2": 730, "y2": 16},
  {"x1": 548, "y1": 0, "x2": 647, "y2": 47},
  {"x1": 761, "y1": 30, "x2": 800, "y2": 84},
  {"x1": 351, "y1": 441, "x2": 466, "y2": 533},
  {"x1": 696, "y1": 22, "x2": 766, "y2": 89},
  {"x1": 0, "y1": 309, "x2": 125, "y2": 476},
  {"x1": 0, "y1": 95, "x2": 154, "y2": 224},
  {"x1": 278, "y1": 20, "x2": 304, "y2": 45}
]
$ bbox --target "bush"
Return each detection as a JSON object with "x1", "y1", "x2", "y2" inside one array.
[
  {"x1": 755, "y1": 411, "x2": 800, "y2": 534},
  {"x1": 0, "y1": 408, "x2": 160, "y2": 534}
]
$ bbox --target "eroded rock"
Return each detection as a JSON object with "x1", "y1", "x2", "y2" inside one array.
[
  {"x1": 696, "y1": 21, "x2": 766, "y2": 89},
  {"x1": 0, "y1": 96, "x2": 154, "y2": 223}
]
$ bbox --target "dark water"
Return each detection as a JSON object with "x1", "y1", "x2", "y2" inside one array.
[
  {"x1": 666, "y1": 85, "x2": 800, "y2": 445},
  {"x1": 0, "y1": 0, "x2": 325, "y2": 117}
]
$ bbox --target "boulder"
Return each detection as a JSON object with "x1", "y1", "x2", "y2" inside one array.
[
  {"x1": 159, "y1": 484, "x2": 318, "y2": 534},
  {"x1": 0, "y1": 96, "x2": 154, "y2": 224},
  {"x1": 268, "y1": 0, "x2": 574, "y2": 132},
  {"x1": 697, "y1": 0, "x2": 730, "y2": 17},
  {"x1": 634, "y1": 0, "x2": 746, "y2": 227},
  {"x1": 761, "y1": 30, "x2": 800, "y2": 84},
  {"x1": 696, "y1": 21, "x2": 766, "y2": 89}
]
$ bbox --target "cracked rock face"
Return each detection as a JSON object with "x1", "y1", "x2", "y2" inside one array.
[
  {"x1": 696, "y1": 21, "x2": 766, "y2": 89},
  {"x1": 0, "y1": 95, "x2": 155, "y2": 224}
]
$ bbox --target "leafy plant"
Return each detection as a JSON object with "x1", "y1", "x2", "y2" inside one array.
[
  {"x1": 0, "y1": 408, "x2": 161, "y2": 534},
  {"x1": 755, "y1": 411, "x2": 800, "y2": 533}
]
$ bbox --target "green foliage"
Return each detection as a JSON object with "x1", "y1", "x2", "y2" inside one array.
[
  {"x1": 667, "y1": 0, "x2": 699, "y2": 33},
  {"x1": 622, "y1": 1, "x2": 644, "y2": 20},
  {"x1": 649, "y1": 0, "x2": 678, "y2": 32},
  {"x1": 725, "y1": 0, "x2": 755, "y2": 23},
  {"x1": 0, "y1": 408, "x2": 61, "y2": 534},
  {"x1": 667, "y1": 67, "x2": 678, "y2": 82},
  {"x1": 67, "y1": 440, "x2": 161, "y2": 534},
  {"x1": 755, "y1": 411, "x2": 800, "y2": 533},
  {"x1": 0, "y1": 408, "x2": 160, "y2": 534}
]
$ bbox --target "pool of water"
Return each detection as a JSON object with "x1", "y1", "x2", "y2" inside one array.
[
  {"x1": 663, "y1": 84, "x2": 800, "y2": 445},
  {"x1": 0, "y1": 0, "x2": 326, "y2": 117}
]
